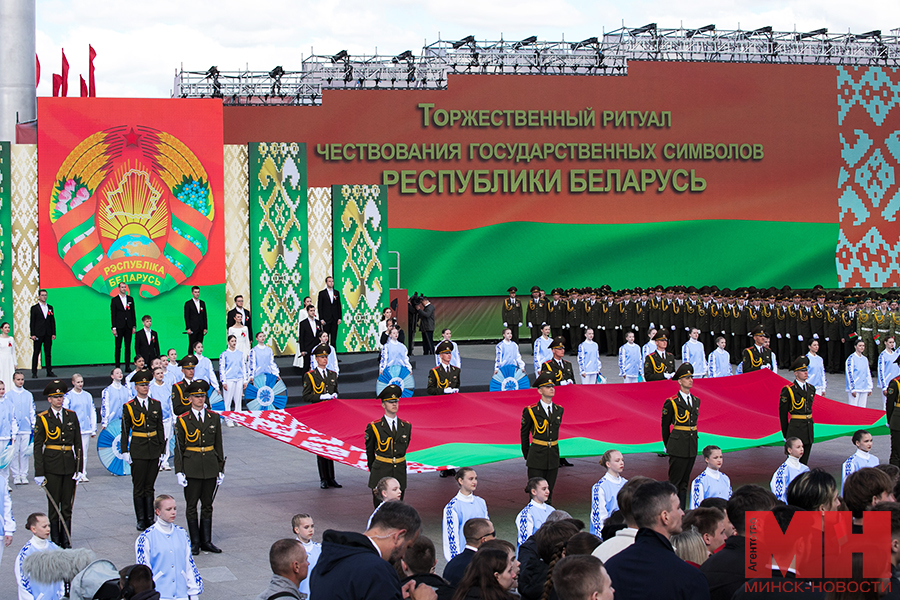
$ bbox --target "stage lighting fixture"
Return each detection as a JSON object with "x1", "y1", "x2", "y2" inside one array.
[
  {"x1": 751, "y1": 26, "x2": 773, "y2": 35},
  {"x1": 798, "y1": 28, "x2": 828, "y2": 39},
  {"x1": 331, "y1": 50, "x2": 349, "y2": 63},
  {"x1": 514, "y1": 35, "x2": 537, "y2": 49},
  {"x1": 687, "y1": 24, "x2": 715, "y2": 38},
  {"x1": 206, "y1": 66, "x2": 219, "y2": 77},
  {"x1": 570, "y1": 36, "x2": 598, "y2": 50},
  {"x1": 269, "y1": 66, "x2": 285, "y2": 78},
  {"x1": 392, "y1": 50, "x2": 414, "y2": 63},
  {"x1": 856, "y1": 30, "x2": 882, "y2": 39},
  {"x1": 452, "y1": 35, "x2": 476, "y2": 49},
  {"x1": 630, "y1": 23, "x2": 657, "y2": 35}
]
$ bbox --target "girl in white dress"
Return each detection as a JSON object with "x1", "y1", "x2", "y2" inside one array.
[
  {"x1": 227, "y1": 312, "x2": 252, "y2": 360},
  {"x1": 379, "y1": 327, "x2": 412, "y2": 374},
  {"x1": 315, "y1": 331, "x2": 339, "y2": 375},
  {"x1": 0, "y1": 322, "x2": 15, "y2": 391}
]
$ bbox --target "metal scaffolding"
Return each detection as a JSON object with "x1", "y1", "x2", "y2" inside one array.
[{"x1": 173, "y1": 24, "x2": 900, "y2": 105}]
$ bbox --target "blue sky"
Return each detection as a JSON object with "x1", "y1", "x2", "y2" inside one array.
[{"x1": 35, "y1": 0, "x2": 900, "y2": 98}]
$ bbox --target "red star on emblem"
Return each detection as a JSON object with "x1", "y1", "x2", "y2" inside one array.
[{"x1": 124, "y1": 127, "x2": 141, "y2": 147}]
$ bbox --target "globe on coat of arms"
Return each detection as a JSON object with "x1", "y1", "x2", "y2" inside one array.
[{"x1": 49, "y1": 125, "x2": 214, "y2": 298}]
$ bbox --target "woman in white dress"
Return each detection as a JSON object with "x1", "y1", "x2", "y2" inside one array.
[
  {"x1": 379, "y1": 327, "x2": 412, "y2": 374},
  {"x1": 0, "y1": 322, "x2": 15, "y2": 391},
  {"x1": 227, "y1": 312, "x2": 252, "y2": 360},
  {"x1": 315, "y1": 330, "x2": 339, "y2": 375},
  {"x1": 377, "y1": 307, "x2": 404, "y2": 349}
]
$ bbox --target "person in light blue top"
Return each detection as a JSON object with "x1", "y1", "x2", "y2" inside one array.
[
  {"x1": 516, "y1": 477, "x2": 555, "y2": 549},
  {"x1": 435, "y1": 329, "x2": 461, "y2": 368},
  {"x1": 220, "y1": 335, "x2": 249, "y2": 426},
  {"x1": 249, "y1": 331, "x2": 280, "y2": 378},
  {"x1": 125, "y1": 355, "x2": 146, "y2": 397},
  {"x1": 292, "y1": 512, "x2": 321, "y2": 600},
  {"x1": 316, "y1": 330, "x2": 339, "y2": 375},
  {"x1": 135, "y1": 495, "x2": 202, "y2": 600},
  {"x1": 878, "y1": 336, "x2": 899, "y2": 405},
  {"x1": 16, "y1": 513, "x2": 64, "y2": 600},
  {"x1": 495, "y1": 328, "x2": 525, "y2": 372},
  {"x1": 101, "y1": 367, "x2": 133, "y2": 428},
  {"x1": 193, "y1": 341, "x2": 220, "y2": 393},
  {"x1": 62, "y1": 374, "x2": 95, "y2": 481},
  {"x1": 770, "y1": 437, "x2": 809, "y2": 502},
  {"x1": 9, "y1": 371, "x2": 35, "y2": 485},
  {"x1": 533, "y1": 325, "x2": 553, "y2": 375},
  {"x1": 689, "y1": 445, "x2": 732, "y2": 510},
  {"x1": 578, "y1": 328, "x2": 602, "y2": 384},
  {"x1": 590, "y1": 449, "x2": 627, "y2": 535},
  {"x1": 442, "y1": 467, "x2": 489, "y2": 562},
  {"x1": 806, "y1": 340, "x2": 827, "y2": 396},
  {"x1": 380, "y1": 327, "x2": 412, "y2": 373},
  {"x1": 149, "y1": 366, "x2": 175, "y2": 471},
  {"x1": 0, "y1": 468, "x2": 14, "y2": 566},
  {"x1": 681, "y1": 328, "x2": 708, "y2": 378},
  {"x1": 707, "y1": 336, "x2": 732, "y2": 378},
  {"x1": 165, "y1": 348, "x2": 184, "y2": 384},
  {"x1": 841, "y1": 429, "x2": 880, "y2": 492},
  {"x1": 846, "y1": 340, "x2": 873, "y2": 408},
  {"x1": 0, "y1": 381, "x2": 18, "y2": 488},
  {"x1": 618, "y1": 331, "x2": 642, "y2": 383}
]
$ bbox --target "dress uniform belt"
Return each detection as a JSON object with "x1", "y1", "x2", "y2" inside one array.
[
  {"x1": 44, "y1": 445, "x2": 73, "y2": 451},
  {"x1": 672, "y1": 426, "x2": 697, "y2": 431},
  {"x1": 789, "y1": 414, "x2": 812, "y2": 420},
  {"x1": 375, "y1": 455, "x2": 406, "y2": 464},
  {"x1": 895, "y1": 402, "x2": 900, "y2": 408},
  {"x1": 531, "y1": 439, "x2": 559, "y2": 447},
  {"x1": 185, "y1": 446, "x2": 215, "y2": 452},
  {"x1": 860, "y1": 327, "x2": 873, "y2": 331},
  {"x1": 130, "y1": 431, "x2": 157, "y2": 438}
]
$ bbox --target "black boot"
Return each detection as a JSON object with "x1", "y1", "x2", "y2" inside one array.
[
  {"x1": 61, "y1": 519, "x2": 72, "y2": 549},
  {"x1": 200, "y1": 518, "x2": 222, "y2": 553},
  {"x1": 144, "y1": 496, "x2": 156, "y2": 529},
  {"x1": 134, "y1": 497, "x2": 145, "y2": 531},
  {"x1": 50, "y1": 520, "x2": 60, "y2": 546},
  {"x1": 187, "y1": 519, "x2": 200, "y2": 555}
]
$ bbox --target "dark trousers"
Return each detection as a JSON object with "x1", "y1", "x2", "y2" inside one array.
[
  {"x1": 826, "y1": 340, "x2": 842, "y2": 373},
  {"x1": 605, "y1": 329, "x2": 617, "y2": 356},
  {"x1": 114, "y1": 331, "x2": 132, "y2": 369},
  {"x1": 891, "y1": 429, "x2": 900, "y2": 467},
  {"x1": 187, "y1": 331, "x2": 205, "y2": 355},
  {"x1": 530, "y1": 327, "x2": 541, "y2": 346},
  {"x1": 420, "y1": 330, "x2": 434, "y2": 355},
  {"x1": 509, "y1": 324, "x2": 519, "y2": 344},
  {"x1": 131, "y1": 458, "x2": 160, "y2": 497},
  {"x1": 527, "y1": 466, "x2": 559, "y2": 504},
  {"x1": 184, "y1": 477, "x2": 216, "y2": 520},
  {"x1": 317, "y1": 456, "x2": 335, "y2": 483},
  {"x1": 45, "y1": 472, "x2": 75, "y2": 544},
  {"x1": 323, "y1": 321, "x2": 339, "y2": 349},
  {"x1": 32, "y1": 335, "x2": 53, "y2": 374},
  {"x1": 668, "y1": 455, "x2": 695, "y2": 509}
]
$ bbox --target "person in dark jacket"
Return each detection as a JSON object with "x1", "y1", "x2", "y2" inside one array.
[
  {"x1": 310, "y1": 501, "x2": 436, "y2": 600},
  {"x1": 699, "y1": 484, "x2": 777, "y2": 600},
  {"x1": 416, "y1": 297, "x2": 436, "y2": 355},
  {"x1": 255, "y1": 538, "x2": 308, "y2": 600},
  {"x1": 398, "y1": 535, "x2": 455, "y2": 600},
  {"x1": 443, "y1": 518, "x2": 494, "y2": 586},
  {"x1": 604, "y1": 481, "x2": 710, "y2": 600}
]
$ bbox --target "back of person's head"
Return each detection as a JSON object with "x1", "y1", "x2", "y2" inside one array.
[
  {"x1": 451, "y1": 547, "x2": 512, "y2": 600},
  {"x1": 632, "y1": 480, "x2": 678, "y2": 529},
  {"x1": 869, "y1": 502, "x2": 900, "y2": 540},
  {"x1": 670, "y1": 529, "x2": 709, "y2": 565},
  {"x1": 564, "y1": 532, "x2": 601, "y2": 556},
  {"x1": 369, "y1": 501, "x2": 421, "y2": 540},
  {"x1": 876, "y1": 464, "x2": 900, "y2": 487},
  {"x1": 786, "y1": 468, "x2": 839, "y2": 511},
  {"x1": 599, "y1": 510, "x2": 626, "y2": 542},
  {"x1": 535, "y1": 520, "x2": 580, "y2": 564},
  {"x1": 403, "y1": 534, "x2": 436, "y2": 575},
  {"x1": 616, "y1": 475, "x2": 654, "y2": 527},
  {"x1": 269, "y1": 538, "x2": 305, "y2": 577},
  {"x1": 544, "y1": 509, "x2": 573, "y2": 523},
  {"x1": 727, "y1": 485, "x2": 777, "y2": 535},
  {"x1": 844, "y1": 468, "x2": 894, "y2": 518},
  {"x1": 463, "y1": 517, "x2": 493, "y2": 546},
  {"x1": 120, "y1": 564, "x2": 154, "y2": 595},
  {"x1": 683, "y1": 507, "x2": 725, "y2": 537},
  {"x1": 552, "y1": 555, "x2": 610, "y2": 600},
  {"x1": 698, "y1": 497, "x2": 728, "y2": 512},
  {"x1": 480, "y1": 538, "x2": 515, "y2": 556}
]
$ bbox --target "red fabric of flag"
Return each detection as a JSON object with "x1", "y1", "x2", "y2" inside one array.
[
  {"x1": 52, "y1": 74, "x2": 61, "y2": 97},
  {"x1": 36, "y1": 54, "x2": 40, "y2": 88},
  {"x1": 61, "y1": 49, "x2": 69, "y2": 96},
  {"x1": 88, "y1": 45, "x2": 96, "y2": 97},
  {"x1": 80, "y1": 76, "x2": 87, "y2": 97}
]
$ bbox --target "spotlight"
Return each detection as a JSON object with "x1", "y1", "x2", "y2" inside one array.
[
  {"x1": 687, "y1": 24, "x2": 715, "y2": 38},
  {"x1": 630, "y1": 23, "x2": 657, "y2": 35},
  {"x1": 514, "y1": 35, "x2": 537, "y2": 49},
  {"x1": 452, "y1": 35, "x2": 475, "y2": 49},
  {"x1": 331, "y1": 50, "x2": 349, "y2": 63}
]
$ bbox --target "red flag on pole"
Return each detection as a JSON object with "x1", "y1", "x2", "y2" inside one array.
[
  {"x1": 88, "y1": 45, "x2": 96, "y2": 97},
  {"x1": 36, "y1": 54, "x2": 41, "y2": 88},
  {"x1": 61, "y1": 49, "x2": 69, "y2": 96},
  {"x1": 80, "y1": 75, "x2": 87, "y2": 97},
  {"x1": 52, "y1": 74, "x2": 61, "y2": 97}
]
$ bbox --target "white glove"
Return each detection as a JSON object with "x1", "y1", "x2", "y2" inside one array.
[
  {"x1": 73, "y1": 472, "x2": 84, "y2": 482},
  {"x1": 600, "y1": 326, "x2": 605, "y2": 330},
  {"x1": 158, "y1": 455, "x2": 166, "y2": 468},
  {"x1": 581, "y1": 324, "x2": 586, "y2": 328},
  {"x1": 876, "y1": 339, "x2": 881, "y2": 346},
  {"x1": 123, "y1": 452, "x2": 132, "y2": 465},
  {"x1": 319, "y1": 394, "x2": 331, "y2": 400},
  {"x1": 798, "y1": 335, "x2": 803, "y2": 341},
  {"x1": 786, "y1": 333, "x2": 791, "y2": 339},
  {"x1": 825, "y1": 337, "x2": 830, "y2": 342},
  {"x1": 331, "y1": 393, "x2": 338, "y2": 399},
  {"x1": 528, "y1": 322, "x2": 533, "y2": 328},
  {"x1": 762, "y1": 364, "x2": 771, "y2": 369},
  {"x1": 664, "y1": 372, "x2": 674, "y2": 379},
  {"x1": 813, "y1": 334, "x2": 819, "y2": 339},
  {"x1": 650, "y1": 323, "x2": 655, "y2": 329},
  {"x1": 34, "y1": 476, "x2": 45, "y2": 486},
  {"x1": 443, "y1": 388, "x2": 454, "y2": 394},
  {"x1": 216, "y1": 472, "x2": 225, "y2": 485},
  {"x1": 177, "y1": 473, "x2": 188, "y2": 487},
  {"x1": 670, "y1": 326, "x2": 676, "y2": 330},
  {"x1": 777, "y1": 333, "x2": 782, "y2": 339},
  {"x1": 633, "y1": 325, "x2": 639, "y2": 330},
  {"x1": 518, "y1": 322, "x2": 523, "y2": 327},
  {"x1": 503, "y1": 322, "x2": 507, "y2": 327},
  {"x1": 685, "y1": 327, "x2": 690, "y2": 331},
  {"x1": 565, "y1": 324, "x2": 570, "y2": 329}
]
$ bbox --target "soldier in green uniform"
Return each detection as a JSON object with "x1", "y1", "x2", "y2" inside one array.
[
  {"x1": 121, "y1": 369, "x2": 166, "y2": 530},
  {"x1": 172, "y1": 355, "x2": 198, "y2": 417},
  {"x1": 303, "y1": 343, "x2": 341, "y2": 489},
  {"x1": 175, "y1": 380, "x2": 225, "y2": 555},
  {"x1": 526, "y1": 286, "x2": 548, "y2": 345},
  {"x1": 644, "y1": 330, "x2": 676, "y2": 381},
  {"x1": 547, "y1": 288, "x2": 566, "y2": 341},
  {"x1": 661, "y1": 363, "x2": 700, "y2": 509},
  {"x1": 884, "y1": 354, "x2": 900, "y2": 467},
  {"x1": 365, "y1": 385, "x2": 411, "y2": 507},
  {"x1": 502, "y1": 286, "x2": 523, "y2": 344},
  {"x1": 858, "y1": 295, "x2": 877, "y2": 370},
  {"x1": 779, "y1": 356, "x2": 815, "y2": 466},
  {"x1": 34, "y1": 380, "x2": 83, "y2": 548},
  {"x1": 742, "y1": 325, "x2": 773, "y2": 374},
  {"x1": 427, "y1": 340, "x2": 461, "y2": 395},
  {"x1": 541, "y1": 336, "x2": 575, "y2": 386},
  {"x1": 521, "y1": 372, "x2": 564, "y2": 502}
]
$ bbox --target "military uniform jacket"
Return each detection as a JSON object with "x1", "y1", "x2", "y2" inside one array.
[
  {"x1": 810, "y1": 305, "x2": 826, "y2": 339},
  {"x1": 618, "y1": 301, "x2": 634, "y2": 331},
  {"x1": 696, "y1": 302, "x2": 711, "y2": 333},
  {"x1": 602, "y1": 302, "x2": 618, "y2": 330},
  {"x1": 742, "y1": 345, "x2": 772, "y2": 374},
  {"x1": 302, "y1": 368, "x2": 339, "y2": 403},
  {"x1": 635, "y1": 301, "x2": 651, "y2": 332},
  {"x1": 427, "y1": 364, "x2": 461, "y2": 396},
  {"x1": 34, "y1": 408, "x2": 83, "y2": 476},
  {"x1": 568, "y1": 300, "x2": 583, "y2": 330},
  {"x1": 541, "y1": 358, "x2": 575, "y2": 384},
  {"x1": 649, "y1": 296, "x2": 663, "y2": 327},
  {"x1": 762, "y1": 304, "x2": 777, "y2": 339},
  {"x1": 746, "y1": 306, "x2": 761, "y2": 334},
  {"x1": 520, "y1": 402, "x2": 563, "y2": 470},
  {"x1": 731, "y1": 304, "x2": 748, "y2": 337},
  {"x1": 886, "y1": 377, "x2": 900, "y2": 430},
  {"x1": 365, "y1": 417, "x2": 411, "y2": 487},
  {"x1": 172, "y1": 380, "x2": 193, "y2": 416},
  {"x1": 502, "y1": 297, "x2": 522, "y2": 325},
  {"x1": 583, "y1": 301, "x2": 600, "y2": 331},
  {"x1": 840, "y1": 311, "x2": 858, "y2": 342},
  {"x1": 526, "y1": 298, "x2": 548, "y2": 328},
  {"x1": 121, "y1": 397, "x2": 165, "y2": 459},
  {"x1": 548, "y1": 300, "x2": 566, "y2": 328},
  {"x1": 779, "y1": 381, "x2": 815, "y2": 438},
  {"x1": 174, "y1": 408, "x2": 225, "y2": 479},
  {"x1": 661, "y1": 393, "x2": 699, "y2": 458},
  {"x1": 710, "y1": 303, "x2": 726, "y2": 334},
  {"x1": 824, "y1": 308, "x2": 840, "y2": 341},
  {"x1": 684, "y1": 300, "x2": 699, "y2": 331},
  {"x1": 644, "y1": 351, "x2": 676, "y2": 381}
]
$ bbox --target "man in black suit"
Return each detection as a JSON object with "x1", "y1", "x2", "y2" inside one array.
[
  {"x1": 415, "y1": 296, "x2": 436, "y2": 355},
  {"x1": 111, "y1": 281, "x2": 137, "y2": 369},
  {"x1": 184, "y1": 285, "x2": 208, "y2": 354},
  {"x1": 30, "y1": 288, "x2": 56, "y2": 377},
  {"x1": 226, "y1": 294, "x2": 252, "y2": 336},
  {"x1": 298, "y1": 305, "x2": 323, "y2": 372},
  {"x1": 134, "y1": 314, "x2": 161, "y2": 364},
  {"x1": 442, "y1": 518, "x2": 494, "y2": 586},
  {"x1": 317, "y1": 276, "x2": 343, "y2": 349}
]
